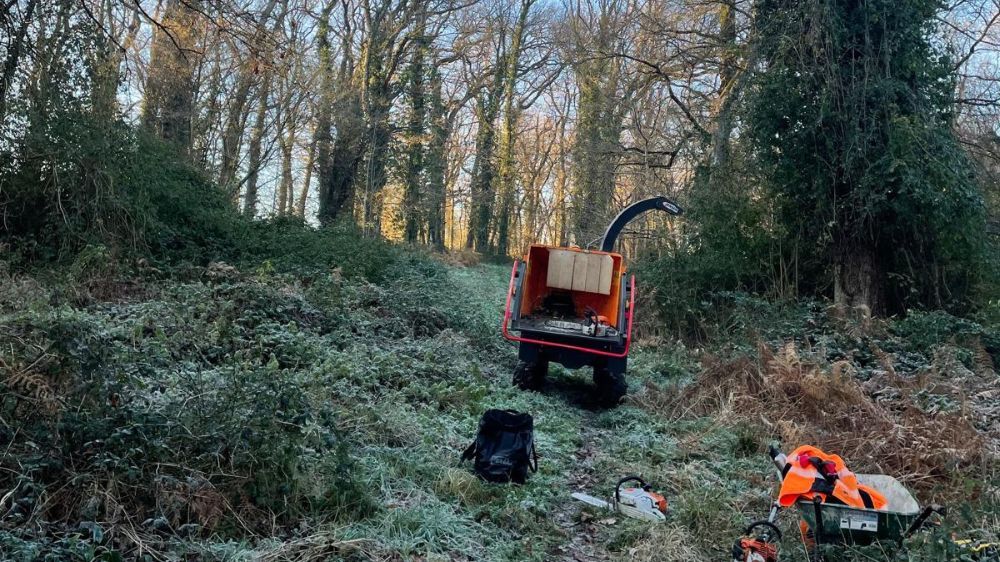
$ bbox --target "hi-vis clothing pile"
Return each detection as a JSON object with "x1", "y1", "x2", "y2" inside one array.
[{"x1": 777, "y1": 445, "x2": 888, "y2": 510}]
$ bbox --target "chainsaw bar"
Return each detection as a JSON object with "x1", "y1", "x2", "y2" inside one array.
[
  {"x1": 572, "y1": 491, "x2": 667, "y2": 523},
  {"x1": 571, "y1": 492, "x2": 613, "y2": 511}
]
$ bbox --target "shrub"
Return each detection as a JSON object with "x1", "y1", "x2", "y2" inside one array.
[
  {"x1": 0, "y1": 279, "x2": 374, "y2": 547},
  {"x1": 0, "y1": 108, "x2": 241, "y2": 267},
  {"x1": 892, "y1": 309, "x2": 998, "y2": 362},
  {"x1": 237, "y1": 218, "x2": 406, "y2": 280}
]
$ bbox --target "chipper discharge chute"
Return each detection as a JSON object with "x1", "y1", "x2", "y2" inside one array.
[{"x1": 501, "y1": 196, "x2": 682, "y2": 406}]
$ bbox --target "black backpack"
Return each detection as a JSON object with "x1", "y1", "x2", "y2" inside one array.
[{"x1": 461, "y1": 409, "x2": 538, "y2": 484}]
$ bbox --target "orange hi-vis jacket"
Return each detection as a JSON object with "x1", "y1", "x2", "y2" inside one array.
[{"x1": 778, "y1": 445, "x2": 888, "y2": 510}]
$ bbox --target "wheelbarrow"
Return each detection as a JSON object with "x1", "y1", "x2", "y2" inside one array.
[
  {"x1": 733, "y1": 447, "x2": 946, "y2": 562},
  {"x1": 795, "y1": 473, "x2": 945, "y2": 547}
]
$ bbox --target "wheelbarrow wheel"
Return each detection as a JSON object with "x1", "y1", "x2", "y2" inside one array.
[
  {"x1": 513, "y1": 360, "x2": 547, "y2": 390},
  {"x1": 593, "y1": 367, "x2": 626, "y2": 407}
]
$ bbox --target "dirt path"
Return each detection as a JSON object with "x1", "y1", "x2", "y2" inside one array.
[{"x1": 547, "y1": 396, "x2": 618, "y2": 562}]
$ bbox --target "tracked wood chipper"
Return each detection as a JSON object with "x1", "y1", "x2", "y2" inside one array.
[{"x1": 502, "y1": 196, "x2": 682, "y2": 406}]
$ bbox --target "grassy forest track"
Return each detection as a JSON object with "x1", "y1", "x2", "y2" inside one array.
[{"x1": 1, "y1": 252, "x2": 998, "y2": 561}]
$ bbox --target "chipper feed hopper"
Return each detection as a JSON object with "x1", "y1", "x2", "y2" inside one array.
[{"x1": 502, "y1": 197, "x2": 682, "y2": 406}]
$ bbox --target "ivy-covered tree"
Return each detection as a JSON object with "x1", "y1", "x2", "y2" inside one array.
[
  {"x1": 425, "y1": 64, "x2": 449, "y2": 250},
  {"x1": 748, "y1": 0, "x2": 986, "y2": 314},
  {"x1": 402, "y1": 13, "x2": 429, "y2": 244},
  {"x1": 568, "y1": 0, "x2": 630, "y2": 248}
]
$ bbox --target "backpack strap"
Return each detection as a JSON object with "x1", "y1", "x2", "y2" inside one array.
[
  {"x1": 460, "y1": 441, "x2": 477, "y2": 463},
  {"x1": 528, "y1": 442, "x2": 538, "y2": 472}
]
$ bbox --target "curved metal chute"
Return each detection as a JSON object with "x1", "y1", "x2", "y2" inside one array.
[{"x1": 599, "y1": 196, "x2": 683, "y2": 252}]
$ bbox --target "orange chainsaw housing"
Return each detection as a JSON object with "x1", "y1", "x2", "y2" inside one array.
[
  {"x1": 620, "y1": 486, "x2": 668, "y2": 514},
  {"x1": 737, "y1": 538, "x2": 779, "y2": 562}
]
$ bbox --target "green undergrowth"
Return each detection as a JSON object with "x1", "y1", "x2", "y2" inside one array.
[{"x1": 1, "y1": 238, "x2": 997, "y2": 561}]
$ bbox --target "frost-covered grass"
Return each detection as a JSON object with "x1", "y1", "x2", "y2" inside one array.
[{"x1": 1, "y1": 249, "x2": 997, "y2": 561}]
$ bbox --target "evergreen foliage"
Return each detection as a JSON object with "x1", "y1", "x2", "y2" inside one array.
[
  {"x1": 747, "y1": 0, "x2": 987, "y2": 313},
  {"x1": 644, "y1": 0, "x2": 993, "y2": 331},
  {"x1": 1, "y1": 109, "x2": 237, "y2": 265}
]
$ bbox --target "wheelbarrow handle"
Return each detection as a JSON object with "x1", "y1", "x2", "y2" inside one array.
[
  {"x1": 767, "y1": 444, "x2": 787, "y2": 479},
  {"x1": 904, "y1": 504, "x2": 947, "y2": 538}
]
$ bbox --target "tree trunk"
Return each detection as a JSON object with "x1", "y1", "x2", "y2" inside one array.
[
  {"x1": 833, "y1": 236, "x2": 882, "y2": 316},
  {"x1": 192, "y1": 45, "x2": 224, "y2": 167},
  {"x1": 89, "y1": 2, "x2": 141, "y2": 124},
  {"x1": 0, "y1": 0, "x2": 38, "y2": 125},
  {"x1": 277, "y1": 118, "x2": 295, "y2": 216},
  {"x1": 296, "y1": 133, "x2": 317, "y2": 218},
  {"x1": 313, "y1": 4, "x2": 335, "y2": 223},
  {"x1": 425, "y1": 66, "x2": 448, "y2": 250},
  {"x1": 314, "y1": 1, "x2": 366, "y2": 226},
  {"x1": 141, "y1": 0, "x2": 202, "y2": 154},
  {"x1": 25, "y1": 0, "x2": 72, "y2": 142},
  {"x1": 217, "y1": 0, "x2": 279, "y2": 192},
  {"x1": 709, "y1": 0, "x2": 737, "y2": 168},
  {"x1": 218, "y1": 80, "x2": 254, "y2": 191},
  {"x1": 360, "y1": 99, "x2": 392, "y2": 235},
  {"x1": 402, "y1": 15, "x2": 428, "y2": 243},
  {"x1": 243, "y1": 72, "x2": 271, "y2": 217},
  {"x1": 571, "y1": 69, "x2": 622, "y2": 246},
  {"x1": 494, "y1": 0, "x2": 533, "y2": 256},
  {"x1": 317, "y1": 90, "x2": 364, "y2": 225},
  {"x1": 465, "y1": 91, "x2": 501, "y2": 250}
]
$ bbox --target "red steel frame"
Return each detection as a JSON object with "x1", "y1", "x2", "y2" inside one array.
[{"x1": 501, "y1": 259, "x2": 635, "y2": 359}]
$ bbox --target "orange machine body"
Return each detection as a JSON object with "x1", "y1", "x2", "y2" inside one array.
[{"x1": 517, "y1": 244, "x2": 626, "y2": 328}]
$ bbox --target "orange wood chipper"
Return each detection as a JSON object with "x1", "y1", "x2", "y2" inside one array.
[{"x1": 502, "y1": 196, "x2": 682, "y2": 406}]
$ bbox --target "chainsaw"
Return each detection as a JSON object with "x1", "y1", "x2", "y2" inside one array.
[
  {"x1": 732, "y1": 507, "x2": 782, "y2": 562},
  {"x1": 572, "y1": 475, "x2": 668, "y2": 523}
]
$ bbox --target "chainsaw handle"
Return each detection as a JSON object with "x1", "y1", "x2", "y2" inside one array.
[
  {"x1": 745, "y1": 520, "x2": 783, "y2": 541},
  {"x1": 614, "y1": 475, "x2": 650, "y2": 503}
]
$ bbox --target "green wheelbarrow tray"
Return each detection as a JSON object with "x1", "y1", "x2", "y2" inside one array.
[{"x1": 796, "y1": 474, "x2": 930, "y2": 546}]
